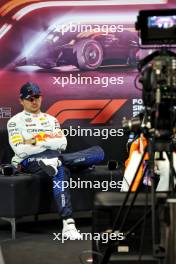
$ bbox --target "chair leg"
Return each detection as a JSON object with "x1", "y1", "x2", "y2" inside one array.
[{"x1": 1, "y1": 217, "x2": 16, "y2": 240}]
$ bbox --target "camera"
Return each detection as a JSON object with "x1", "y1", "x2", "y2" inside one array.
[
  {"x1": 123, "y1": 9, "x2": 176, "y2": 139},
  {"x1": 135, "y1": 9, "x2": 176, "y2": 45}
]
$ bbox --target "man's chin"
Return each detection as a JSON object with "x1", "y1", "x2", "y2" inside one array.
[{"x1": 31, "y1": 108, "x2": 40, "y2": 114}]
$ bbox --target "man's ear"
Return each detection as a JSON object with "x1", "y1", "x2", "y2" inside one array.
[{"x1": 19, "y1": 98, "x2": 24, "y2": 106}]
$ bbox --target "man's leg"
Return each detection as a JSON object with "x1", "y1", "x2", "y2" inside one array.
[
  {"x1": 61, "y1": 145, "x2": 104, "y2": 169},
  {"x1": 20, "y1": 150, "x2": 81, "y2": 239},
  {"x1": 52, "y1": 165, "x2": 72, "y2": 218},
  {"x1": 53, "y1": 165, "x2": 82, "y2": 239}
]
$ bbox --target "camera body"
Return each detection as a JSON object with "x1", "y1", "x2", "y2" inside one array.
[
  {"x1": 123, "y1": 9, "x2": 176, "y2": 139},
  {"x1": 136, "y1": 9, "x2": 176, "y2": 45}
]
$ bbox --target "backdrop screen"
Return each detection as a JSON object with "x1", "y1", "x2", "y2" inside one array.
[{"x1": 0, "y1": 0, "x2": 173, "y2": 162}]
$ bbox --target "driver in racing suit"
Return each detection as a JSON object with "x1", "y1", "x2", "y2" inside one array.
[{"x1": 7, "y1": 82, "x2": 82, "y2": 240}]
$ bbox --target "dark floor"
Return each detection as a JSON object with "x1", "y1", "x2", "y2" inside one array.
[
  {"x1": 0, "y1": 216, "x2": 92, "y2": 264},
  {"x1": 0, "y1": 214, "x2": 162, "y2": 264}
]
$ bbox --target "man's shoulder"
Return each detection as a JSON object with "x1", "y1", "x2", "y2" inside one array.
[{"x1": 7, "y1": 112, "x2": 23, "y2": 126}]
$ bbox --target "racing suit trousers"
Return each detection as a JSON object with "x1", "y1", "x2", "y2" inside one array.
[{"x1": 20, "y1": 150, "x2": 72, "y2": 219}]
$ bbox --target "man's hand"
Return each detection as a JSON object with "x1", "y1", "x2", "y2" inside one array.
[{"x1": 23, "y1": 138, "x2": 36, "y2": 145}]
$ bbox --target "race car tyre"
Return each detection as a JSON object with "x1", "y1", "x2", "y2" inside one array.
[{"x1": 76, "y1": 39, "x2": 103, "y2": 70}]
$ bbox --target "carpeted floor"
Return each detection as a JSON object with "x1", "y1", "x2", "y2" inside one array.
[{"x1": 0, "y1": 217, "x2": 92, "y2": 264}]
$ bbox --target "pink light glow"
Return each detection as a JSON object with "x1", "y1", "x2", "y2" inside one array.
[{"x1": 13, "y1": 0, "x2": 167, "y2": 21}]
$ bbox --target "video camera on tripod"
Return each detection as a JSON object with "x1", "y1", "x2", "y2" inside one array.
[
  {"x1": 99, "y1": 9, "x2": 176, "y2": 264},
  {"x1": 123, "y1": 9, "x2": 176, "y2": 140}
]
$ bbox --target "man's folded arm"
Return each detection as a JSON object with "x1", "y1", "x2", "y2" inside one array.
[
  {"x1": 7, "y1": 122, "x2": 45, "y2": 159},
  {"x1": 37, "y1": 117, "x2": 67, "y2": 151}
]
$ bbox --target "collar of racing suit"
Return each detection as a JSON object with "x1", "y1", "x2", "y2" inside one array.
[{"x1": 23, "y1": 110, "x2": 42, "y2": 117}]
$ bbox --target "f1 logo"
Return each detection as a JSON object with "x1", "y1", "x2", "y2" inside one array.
[{"x1": 46, "y1": 99, "x2": 127, "y2": 125}]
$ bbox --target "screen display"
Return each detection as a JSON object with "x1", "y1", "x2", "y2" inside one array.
[
  {"x1": 137, "y1": 10, "x2": 176, "y2": 44},
  {"x1": 148, "y1": 15, "x2": 176, "y2": 29}
]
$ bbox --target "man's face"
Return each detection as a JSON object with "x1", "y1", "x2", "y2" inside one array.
[{"x1": 20, "y1": 95, "x2": 42, "y2": 114}]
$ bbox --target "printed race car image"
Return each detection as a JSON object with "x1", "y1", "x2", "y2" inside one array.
[{"x1": 16, "y1": 28, "x2": 139, "y2": 71}]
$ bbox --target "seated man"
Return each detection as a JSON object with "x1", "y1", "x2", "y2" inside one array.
[{"x1": 7, "y1": 82, "x2": 104, "y2": 239}]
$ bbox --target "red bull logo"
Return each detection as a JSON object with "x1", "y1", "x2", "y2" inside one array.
[{"x1": 34, "y1": 131, "x2": 63, "y2": 142}]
